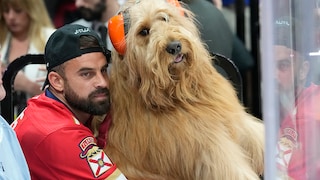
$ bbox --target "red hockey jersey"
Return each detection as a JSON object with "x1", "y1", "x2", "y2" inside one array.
[
  {"x1": 276, "y1": 84, "x2": 320, "y2": 179},
  {"x1": 12, "y1": 92, "x2": 126, "y2": 179}
]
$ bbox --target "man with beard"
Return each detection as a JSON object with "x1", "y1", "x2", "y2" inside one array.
[
  {"x1": 12, "y1": 24, "x2": 127, "y2": 179},
  {"x1": 73, "y1": 0, "x2": 120, "y2": 49},
  {"x1": 275, "y1": 17, "x2": 320, "y2": 179}
]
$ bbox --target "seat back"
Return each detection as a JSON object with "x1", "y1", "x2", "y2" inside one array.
[
  {"x1": 211, "y1": 53, "x2": 243, "y2": 102},
  {"x1": 1, "y1": 54, "x2": 45, "y2": 124}
]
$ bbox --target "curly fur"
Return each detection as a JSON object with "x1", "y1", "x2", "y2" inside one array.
[{"x1": 105, "y1": 0, "x2": 264, "y2": 179}]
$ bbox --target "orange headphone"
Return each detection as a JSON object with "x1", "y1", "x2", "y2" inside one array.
[{"x1": 108, "y1": 0, "x2": 183, "y2": 55}]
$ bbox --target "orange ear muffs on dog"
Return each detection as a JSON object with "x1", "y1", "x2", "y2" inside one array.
[
  {"x1": 167, "y1": 0, "x2": 184, "y2": 16},
  {"x1": 108, "y1": 0, "x2": 183, "y2": 55},
  {"x1": 108, "y1": 11, "x2": 128, "y2": 55}
]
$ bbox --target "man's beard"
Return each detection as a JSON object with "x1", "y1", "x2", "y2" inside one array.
[
  {"x1": 277, "y1": 81, "x2": 296, "y2": 115},
  {"x1": 77, "y1": 1, "x2": 106, "y2": 21},
  {"x1": 278, "y1": 76, "x2": 299, "y2": 106},
  {"x1": 64, "y1": 83, "x2": 110, "y2": 115}
]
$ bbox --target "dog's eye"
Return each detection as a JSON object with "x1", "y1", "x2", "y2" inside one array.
[
  {"x1": 161, "y1": 16, "x2": 169, "y2": 22},
  {"x1": 139, "y1": 28, "x2": 150, "y2": 36},
  {"x1": 158, "y1": 12, "x2": 169, "y2": 22}
]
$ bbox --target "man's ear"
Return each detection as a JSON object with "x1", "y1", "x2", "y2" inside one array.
[{"x1": 48, "y1": 71, "x2": 64, "y2": 92}]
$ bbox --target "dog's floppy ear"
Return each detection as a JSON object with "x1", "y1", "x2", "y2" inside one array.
[{"x1": 108, "y1": 0, "x2": 183, "y2": 55}]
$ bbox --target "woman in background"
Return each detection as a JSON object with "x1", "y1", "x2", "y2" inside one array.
[{"x1": 0, "y1": 0, "x2": 55, "y2": 114}]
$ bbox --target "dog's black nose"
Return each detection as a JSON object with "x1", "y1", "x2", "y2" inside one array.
[{"x1": 166, "y1": 41, "x2": 182, "y2": 55}]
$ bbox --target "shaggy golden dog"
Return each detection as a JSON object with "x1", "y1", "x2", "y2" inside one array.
[{"x1": 105, "y1": 0, "x2": 264, "y2": 179}]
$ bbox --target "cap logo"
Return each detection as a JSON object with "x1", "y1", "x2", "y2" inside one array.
[
  {"x1": 74, "y1": 27, "x2": 91, "y2": 34},
  {"x1": 275, "y1": 20, "x2": 290, "y2": 26}
]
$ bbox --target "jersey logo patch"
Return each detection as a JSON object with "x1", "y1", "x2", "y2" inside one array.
[
  {"x1": 276, "y1": 128, "x2": 298, "y2": 177},
  {"x1": 79, "y1": 137, "x2": 117, "y2": 178},
  {"x1": 88, "y1": 150, "x2": 113, "y2": 177}
]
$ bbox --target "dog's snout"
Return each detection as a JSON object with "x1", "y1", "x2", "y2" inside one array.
[{"x1": 166, "y1": 41, "x2": 182, "y2": 55}]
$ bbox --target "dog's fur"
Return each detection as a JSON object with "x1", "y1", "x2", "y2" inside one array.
[{"x1": 105, "y1": 0, "x2": 264, "y2": 179}]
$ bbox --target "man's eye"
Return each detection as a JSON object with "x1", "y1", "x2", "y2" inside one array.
[
  {"x1": 277, "y1": 61, "x2": 291, "y2": 71},
  {"x1": 101, "y1": 67, "x2": 108, "y2": 74},
  {"x1": 81, "y1": 72, "x2": 92, "y2": 77}
]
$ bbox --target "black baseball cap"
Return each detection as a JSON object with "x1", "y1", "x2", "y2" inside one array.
[
  {"x1": 274, "y1": 16, "x2": 302, "y2": 52},
  {"x1": 42, "y1": 24, "x2": 108, "y2": 90}
]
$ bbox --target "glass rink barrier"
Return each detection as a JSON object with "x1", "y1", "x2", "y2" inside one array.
[{"x1": 261, "y1": 0, "x2": 320, "y2": 179}]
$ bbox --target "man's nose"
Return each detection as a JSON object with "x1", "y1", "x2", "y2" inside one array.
[
  {"x1": 75, "y1": 0, "x2": 85, "y2": 8},
  {"x1": 95, "y1": 73, "x2": 109, "y2": 88}
]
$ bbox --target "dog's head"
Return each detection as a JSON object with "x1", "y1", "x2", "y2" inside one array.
[{"x1": 109, "y1": 0, "x2": 214, "y2": 111}]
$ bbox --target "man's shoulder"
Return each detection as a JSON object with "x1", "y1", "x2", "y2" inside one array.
[
  {"x1": 301, "y1": 83, "x2": 320, "y2": 99},
  {"x1": 0, "y1": 115, "x2": 11, "y2": 129},
  {"x1": 13, "y1": 94, "x2": 85, "y2": 136},
  {"x1": 0, "y1": 116, "x2": 31, "y2": 179},
  {"x1": 0, "y1": 115, "x2": 21, "y2": 145}
]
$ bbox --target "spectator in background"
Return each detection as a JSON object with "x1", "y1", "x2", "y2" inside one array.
[
  {"x1": 43, "y1": 0, "x2": 125, "y2": 29},
  {"x1": 44, "y1": 0, "x2": 81, "y2": 28},
  {"x1": 0, "y1": 0, "x2": 55, "y2": 114},
  {"x1": 0, "y1": 59, "x2": 30, "y2": 180},
  {"x1": 274, "y1": 16, "x2": 320, "y2": 180},
  {"x1": 73, "y1": 0, "x2": 120, "y2": 50},
  {"x1": 182, "y1": 0, "x2": 254, "y2": 72}
]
